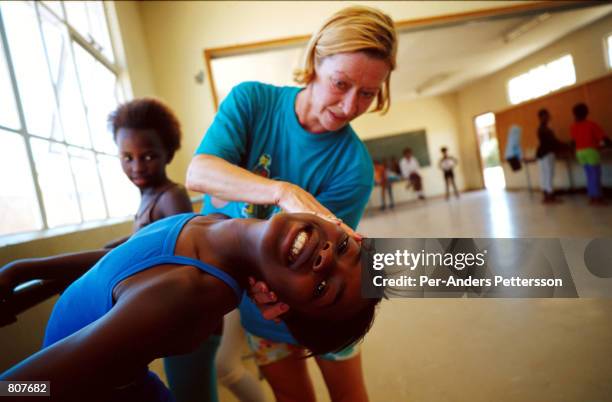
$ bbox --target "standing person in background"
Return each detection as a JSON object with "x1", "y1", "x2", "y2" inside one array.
[
  {"x1": 185, "y1": 6, "x2": 397, "y2": 402},
  {"x1": 399, "y1": 147, "x2": 425, "y2": 200},
  {"x1": 570, "y1": 103, "x2": 611, "y2": 205},
  {"x1": 384, "y1": 157, "x2": 400, "y2": 208},
  {"x1": 438, "y1": 147, "x2": 459, "y2": 200},
  {"x1": 374, "y1": 159, "x2": 392, "y2": 210},
  {"x1": 536, "y1": 108, "x2": 565, "y2": 204}
]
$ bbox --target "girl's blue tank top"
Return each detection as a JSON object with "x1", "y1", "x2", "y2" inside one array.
[{"x1": 44, "y1": 212, "x2": 241, "y2": 347}]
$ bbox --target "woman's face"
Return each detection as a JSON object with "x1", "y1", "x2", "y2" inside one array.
[
  {"x1": 256, "y1": 213, "x2": 366, "y2": 320},
  {"x1": 116, "y1": 128, "x2": 169, "y2": 189},
  {"x1": 308, "y1": 51, "x2": 390, "y2": 132}
]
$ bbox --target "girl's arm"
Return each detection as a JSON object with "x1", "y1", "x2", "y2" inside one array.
[
  {"x1": 0, "y1": 250, "x2": 109, "y2": 290},
  {"x1": 104, "y1": 236, "x2": 130, "y2": 249},
  {"x1": 0, "y1": 268, "x2": 209, "y2": 400},
  {"x1": 0, "y1": 250, "x2": 110, "y2": 319},
  {"x1": 152, "y1": 183, "x2": 194, "y2": 221}
]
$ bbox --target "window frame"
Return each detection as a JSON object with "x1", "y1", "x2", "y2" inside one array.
[
  {"x1": 0, "y1": 1, "x2": 130, "y2": 242},
  {"x1": 604, "y1": 31, "x2": 612, "y2": 71},
  {"x1": 505, "y1": 53, "x2": 576, "y2": 106}
]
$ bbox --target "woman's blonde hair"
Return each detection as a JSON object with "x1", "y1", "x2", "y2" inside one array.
[{"x1": 294, "y1": 5, "x2": 397, "y2": 114}]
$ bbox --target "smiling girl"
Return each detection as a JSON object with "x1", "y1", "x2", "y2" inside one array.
[{"x1": 1, "y1": 212, "x2": 379, "y2": 402}]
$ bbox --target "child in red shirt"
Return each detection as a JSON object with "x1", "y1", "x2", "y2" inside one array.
[{"x1": 570, "y1": 103, "x2": 610, "y2": 204}]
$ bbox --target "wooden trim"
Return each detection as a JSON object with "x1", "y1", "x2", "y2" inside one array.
[
  {"x1": 206, "y1": 35, "x2": 310, "y2": 59},
  {"x1": 203, "y1": 49, "x2": 219, "y2": 110}
]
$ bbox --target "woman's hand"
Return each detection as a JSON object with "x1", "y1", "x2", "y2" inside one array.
[
  {"x1": 273, "y1": 181, "x2": 363, "y2": 241},
  {"x1": 248, "y1": 277, "x2": 289, "y2": 323}
]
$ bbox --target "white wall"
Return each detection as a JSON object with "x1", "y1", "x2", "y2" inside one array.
[
  {"x1": 456, "y1": 12, "x2": 612, "y2": 190},
  {"x1": 354, "y1": 93, "x2": 465, "y2": 205}
]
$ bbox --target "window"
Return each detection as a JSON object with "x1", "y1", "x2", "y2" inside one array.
[
  {"x1": 0, "y1": 1, "x2": 138, "y2": 238},
  {"x1": 606, "y1": 33, "x2": 612, "y2": 70},
  {"x1": 507, "y1": 54, "x2": 576, "y2": 105}
]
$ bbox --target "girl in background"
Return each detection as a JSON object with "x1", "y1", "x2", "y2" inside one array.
[{"x1": 0, "y1": 98, "x2": 191, "y2": 324}]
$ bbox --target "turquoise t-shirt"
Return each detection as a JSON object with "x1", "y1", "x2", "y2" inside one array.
[{"x1": 196, "y1": 81, "x2": 373, "y2": 343}]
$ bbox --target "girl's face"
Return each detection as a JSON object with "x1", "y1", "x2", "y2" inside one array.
[
  {"x1": 116, "y1": 128, "x2": 169, "y2": 189},
  {"x1": 308, "y1": 51, "x2": 390, "y2": 132},
  {"x1": 256, "y1": 213, "x2": 366, "y2": 320}
]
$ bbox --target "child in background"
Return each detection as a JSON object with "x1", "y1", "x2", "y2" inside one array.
[
  {"x1": 438, "y1": 147, "x2": 459, "y2": 200},
  {"x1": 0, "y1": 98, "x2": 192, "y2": 324},
  {"x1": 106, "y1": 98, "x2": 192, "y2": 246},
  {"x1": 374, "y1": 160, "x2": 392, "y2": 210},
  {"x1": 570, "y1": 103, "x2": 610, "y2": 205},
  {"x1": 536, "y1": 108, "x2": 566, "y2": 204},
  {"x1": 399, "y1": 148, "x2": 425, "y2": 200}
]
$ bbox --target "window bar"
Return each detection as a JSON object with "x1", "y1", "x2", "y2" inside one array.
[
  {"x1": 66, "y1": 21, "x2": 118, "y2": 76},
  {"x1": 0, "y1": 6, "x2": 48, "y2": 230},
  {"x1": 68, "y1": 39, "x2": 112, "y2": 220},
  {"x1": 34, "y1": 1, "x2": 85, "y2": 224}
]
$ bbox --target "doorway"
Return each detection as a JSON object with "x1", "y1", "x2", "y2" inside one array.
[{"x1": 474, "y1": 112, "x2": 506, "y2": 190}]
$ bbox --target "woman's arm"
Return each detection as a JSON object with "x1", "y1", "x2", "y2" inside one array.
[{"x1": 187, "y1": 154, "x2": 341, "y2": 218}]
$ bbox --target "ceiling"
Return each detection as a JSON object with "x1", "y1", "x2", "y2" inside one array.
[
  {"x1": 210, "y1": 3, "x2": 612, "y2": 105},
  {"x1": 392, "y1": 3, "x2": 612, "y2": 101}
]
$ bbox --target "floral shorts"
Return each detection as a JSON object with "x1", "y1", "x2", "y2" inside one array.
[{"x1": 245, "y1": 332, "x2": 360, "y2": 366}]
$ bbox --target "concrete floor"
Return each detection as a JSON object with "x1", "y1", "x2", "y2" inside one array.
[{"x1": 154, "y1": 190, "x2": 612, "y2": 401}]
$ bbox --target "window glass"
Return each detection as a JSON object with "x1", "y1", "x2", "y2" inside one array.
[
  {"x1": 0, "y1": 129, "x2": 42, "y2": 235},
  {"x1": 30, "y1": 137, "x2": 81, "y2": 228},
  {"x1": 41, "y1": 0, "x2": 64, "y2": 19},
  {"x1": 63, "y1": 1, "x2": 89, "y2": 40},
  {"x1": 606, "y1": 34, "x2": 612, "y2": 69},
  {"x1": 40, "y1": 6, "x2": 91, "y2": 147},
  {"x1": 65, "y1": 1, "x2": 114, "y2": 62},
  {"x1": 98, "y1": 154, "x2": 139, "y2": 218},
  {"x1": 69, "y1": 146, "x2": 106, "y2": 221},
  {"x1": 86, "y1": 1, "x2": 114, "y2": 63},
  {"x1": 0, "y1": 38, "x2": 20, "y2": 130},
  {"x1": 74, "y1": 44, "x2": 119, "y2": 154},
  {"x1": 508, "y1": 55, "x2": 576, "y2": 105},
  {"x1": 1, "y1": 1, "x2": 63, "y2": 140}
]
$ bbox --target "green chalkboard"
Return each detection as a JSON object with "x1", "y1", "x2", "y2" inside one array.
[{"x1": 363, "y1": 130, "x2": 430, "y2": 167}]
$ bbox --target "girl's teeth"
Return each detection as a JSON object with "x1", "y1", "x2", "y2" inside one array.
[{"x1": 290, "y1": 231, "x2": 308, "y2": 261}]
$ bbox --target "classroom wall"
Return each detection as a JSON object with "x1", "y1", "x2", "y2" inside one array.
[
  {"x1": 354, "y1": 93, "x2": 465, "y2": 205},
  {"x1": 456, "y1": 12, "x2": 612, "y2": 190}
]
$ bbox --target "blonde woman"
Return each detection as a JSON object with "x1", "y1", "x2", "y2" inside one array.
[{"x1": 186, "y1": 6, "x2": 397, "y2": 402}]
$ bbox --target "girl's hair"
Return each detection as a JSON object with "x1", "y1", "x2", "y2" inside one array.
[
  {"x1": 108, "y1": 98, "x2": 182, "y2": 162},
  {"x1": 572, "y1": 103, "x2": 588, "y2": 121},
  {"x1": 293, "y1": 5, "x2": 397, "y2": 114},
  {"x1": 284, "y1": 297, "x2": 381, "y2": 355}
]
